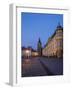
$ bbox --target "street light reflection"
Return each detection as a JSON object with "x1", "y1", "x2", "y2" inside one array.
[
  {"x1": 22, "y1": 59, "x2": 31, "y2": 68},
  {"x1": 25, "y1": 59, "x2": 30, "y2": 64}
]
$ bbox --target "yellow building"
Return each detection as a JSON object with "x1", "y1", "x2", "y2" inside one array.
[
  {"x1": 31, "y1": 50, "x2": 39, "y2": 56},
  {"x1": 22, "y1": 47, "x2": 39, "y2": 57},
  {"x1": 42, "y1": 23, "x2": 63, "y2": 58}
]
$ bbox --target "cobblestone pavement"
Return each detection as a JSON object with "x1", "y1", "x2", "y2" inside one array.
[{"x1": 22, "y1": 57, "x2": 63, "y2": 77}]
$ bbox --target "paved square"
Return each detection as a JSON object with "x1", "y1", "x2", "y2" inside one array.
[{"x1": 22, "y1": 57, "x2": 63, "y2": 77}]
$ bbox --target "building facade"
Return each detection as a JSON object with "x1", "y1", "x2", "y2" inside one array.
[
  {"x1": 42, "y1": 23, "x2": 63, "y2": 58},
  {"x1": 22, "y1": 47, "x2": 39, "y2": 58},
  {"x1": 22, "y1": 47, "x2": 32, "y2": 58},
  {"x1": 31, "y1": 50, "x2": 39, "y2": 57}
]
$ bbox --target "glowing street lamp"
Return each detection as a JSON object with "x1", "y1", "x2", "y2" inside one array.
[
  {"x1": 25, "y1": 50, "x2": 30, "y2": 54},
  {"x1": 25, "y1": 49, "x2": 31, "y2": 58}
]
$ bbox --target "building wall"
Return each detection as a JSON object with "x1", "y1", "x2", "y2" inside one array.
[
  {"x1": 22, "y1": 49, "x2": 39, "y2": 57},
  {"x1": 22, "y1": 49, "x2": 31, "y2": 57},
  {"x1": 31, "y1": 51, "x2": 39, "y2": 56},
  {"x1": 42, "y1": 28, "x2": 63, "y2": 58}
]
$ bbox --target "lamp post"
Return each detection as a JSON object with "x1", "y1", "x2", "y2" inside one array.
[{"x1": 25, "y1": 49, "x2": 31, "y2": 58}]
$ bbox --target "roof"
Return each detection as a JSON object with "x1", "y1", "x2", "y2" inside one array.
[
  {"x1": 22, "y1": 47, "x2": 31, "y2": 50},
  {"x1": 22, "y1": 47, "x2": 37, "y2": 52},
  {"x1": 43, "y1": 23, "x2": 63, "y2": 48},
  {"x1": 56, "y1": 23, "x2": 63, "y2": 30}
]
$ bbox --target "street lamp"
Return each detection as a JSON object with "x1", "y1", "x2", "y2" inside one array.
[{"x1": 25, "y1": 49, "x2": 31, "y2": 58}]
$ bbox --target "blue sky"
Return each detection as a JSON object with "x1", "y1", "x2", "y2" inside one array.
[{"x1": 21, "y1": 12, "x2": 63, "y2": 50}]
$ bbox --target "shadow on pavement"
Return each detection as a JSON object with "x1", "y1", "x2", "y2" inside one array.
[{"x1": 39, "y1": 60, "x2": 54, "y2": 75}]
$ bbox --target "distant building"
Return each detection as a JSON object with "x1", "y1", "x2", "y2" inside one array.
[
  {"x1": 22, "y1": 47, "x2": 39, "y2": 57},
  {"x1": 31, "y1": 49, "x2": 39, "y2": 56},
  {"x1": 42, "y1": 23, "x2": 63, "y2": 58},
  {"x1": 22, "y1": 47, "x2": 31, "y2": 58},
  {"x1": 37, "y1": 38, "x2": 42, "y2": 56}
]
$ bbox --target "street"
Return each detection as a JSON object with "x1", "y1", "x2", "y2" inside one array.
[{"x1": 22, "y1": 57, "x2": 63, "y2": 77}]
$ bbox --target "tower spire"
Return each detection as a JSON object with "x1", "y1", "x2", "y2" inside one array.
[{"x1": 37, "y1": 38, "x2": 42, "y2": 56}]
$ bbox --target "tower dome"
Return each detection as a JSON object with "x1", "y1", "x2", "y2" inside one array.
[{"x1": 56, "y1": 23, "x2": 63, "y2": 30}]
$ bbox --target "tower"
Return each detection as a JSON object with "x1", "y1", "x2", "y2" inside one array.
[{"x1": 37, "y1": 38, "x2": 42, "y2": 56}]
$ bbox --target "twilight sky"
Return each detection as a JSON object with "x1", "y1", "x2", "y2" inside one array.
[{"x1": 21, "y1": 12, "x2": 63, "y2": 50}]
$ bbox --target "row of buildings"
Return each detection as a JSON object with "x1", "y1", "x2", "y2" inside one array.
[
  {"x1": 22, "y1": 37, "x2": 42, "y2": 58},
  {"x1": 42, "y1": 23, "x2": 63, "y2": 58},
  {"x1": 22, "y1": 23, "x2": 63, "y2": 58},
  {"x1": 22, "y1": 47, "x2": 39, "y2": 58}
]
